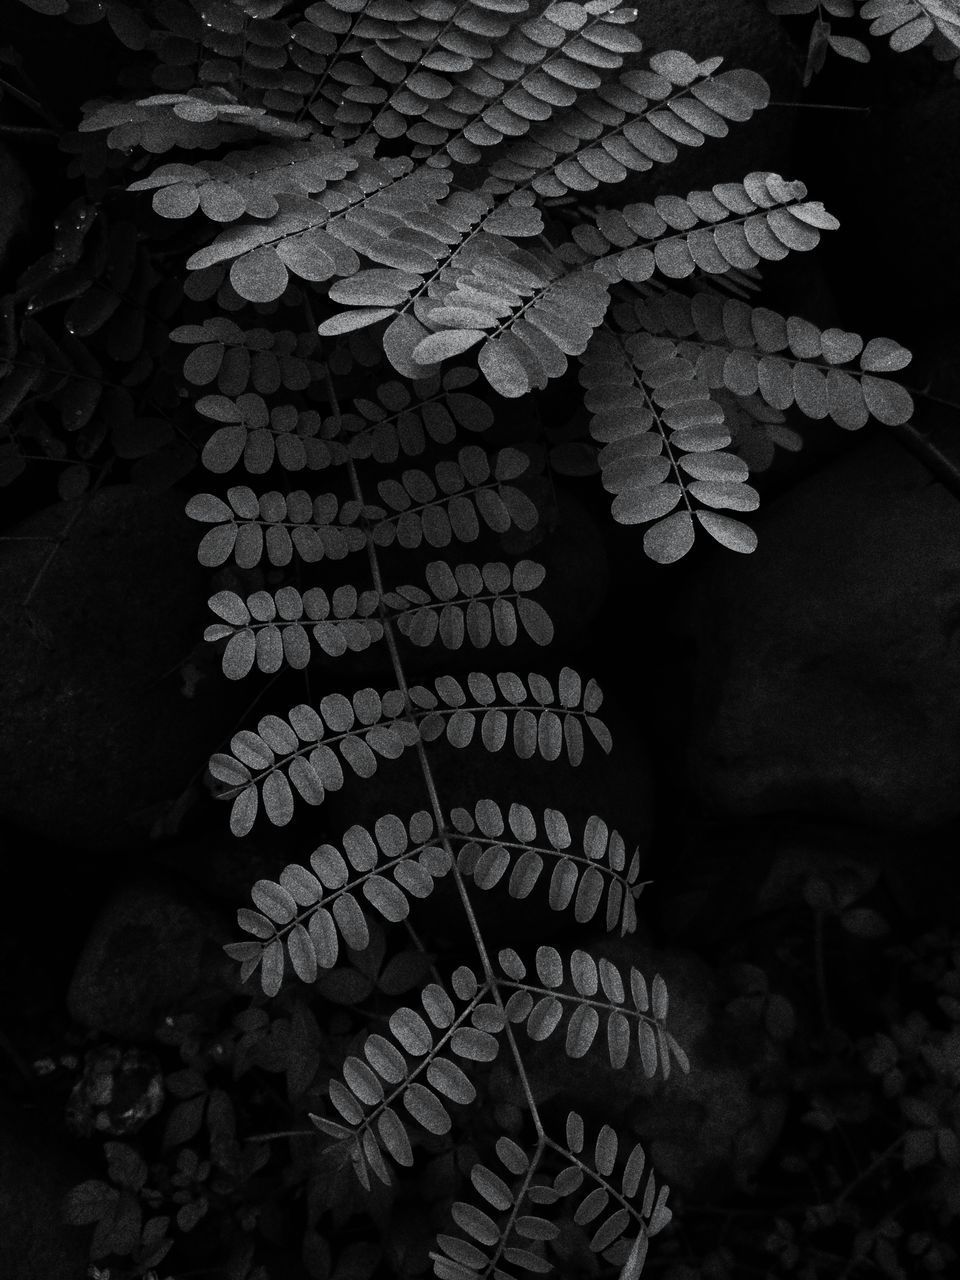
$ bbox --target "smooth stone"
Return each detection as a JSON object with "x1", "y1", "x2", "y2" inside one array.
[
  {"x1": 67, "y1": 877, "x2": 237, "y2": 1040},
  {"x1": 689, "y1": 434, "x2": 960, "y2": 829}
]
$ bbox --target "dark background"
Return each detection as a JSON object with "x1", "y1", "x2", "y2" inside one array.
[{"x1": 2, "y1": 3, "x2": 960, "y2": 1279}]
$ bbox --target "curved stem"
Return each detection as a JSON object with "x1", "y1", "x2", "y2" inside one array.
[
  {"x1": 244, "y1": 1129, "x2": 314, "y2": 1142},
  {"x1": 322, "y1": 355, "x2": 546, "y2": 1143},
  {"x1": 882, "y1": 414, "x2": 960, "y2": 507}
]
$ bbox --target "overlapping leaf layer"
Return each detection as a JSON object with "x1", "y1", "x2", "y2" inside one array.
[{"x1": 45, "y1": 0, "x2": 921, "y2": 1275}]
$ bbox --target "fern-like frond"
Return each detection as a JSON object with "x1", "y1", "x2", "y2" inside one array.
[
  {"x1": 310, "y1": 968, "x2": 503, "y2": 1188},
  {"x1": 860, "y1": 0, "x2": 960, "y2": 65},
  {"x1": 225, "y1": 807, "x2": 451, "y2": 989},
  {"x1": 322, "y1": 226, "x2": 612, "y2": 395},
  {"x1": 581, "y1": 325, "x2": 756, "y2": 562},
  {"x1": 563, "y1": 171, "x2": 838, "y2": 284},
  {"x1": 554, "y1": 1110, "x2": 674, "y2": 1272},
  {"x1": 208, "y1": 667, "x2": 611, "y2": 834},
  {"x1": 291, "y1": 0, "x2": 422, "y2": 135},
  {"x1": 79, "y1": 91, "x2": 309, "y2": 155},
  {"x1": 37, "y1": 2, "x2": 886, "y2": 1277},
  {"x1": 367, "y1": 444, "x2": 539, "y2": 543},
  {"x1": 481, "y1": 52, "x2": 770, "y2": 199},
  {"x1": 208, "y1": 694, "x2": 419, "y2": 834},
  {"x1": 587, "y1": 288, "x2": 914, "y2": 559},
  {"x1": 412, "y1": 257, "x2": 612, "y2": 398},
  {"x1": 431, "y1": 1132, "x2": 561, "y2": 1280},
  {"x1": 412, "y1": 668, "x2": 611, "y2": 760},
  {"x1": 614, "y1": 289, "x2": 915, "y2": 428},
  {"x1": 134, "y1": 0, "x2": 354, "y2": 117},
  {"x1": 392, "y1": 0, "x2": 645, "y2": 165},
  {"x1": 388, "y1": 558, "x2": 555, "y2": 649},
  {"x1": 184, "y1": 156, "x2": 454, "y2": 302},
  {"x1": 316, "y1": 191, "x2": 546, "y2": 367},
  {"x1": 328, "y1": 366, "x2": 494, "y2": 466},
  {"x1": 171, "y1": 317, "x2": 324, "y2": 396},
  {"x1": 450, "y1": 801, "x2": 643, "y2": 934},
  {"x1": 128, "y1": 139, "x2": 359, "y2": 221},
  {"x1": 204, "y1": 559, "x2": 553, "y2": 677},
  {"x1": 195, "y1": 391, "x2": 327, "y2": 473},
  {"x1": 296, "y1": 0, "x2": 541, "y2": 140},
  {"x1": 185, "y1": 445, "x2": 538, "y2": 566},
  {"x1": 226, "y1": 798, "x2": 641, "y2": 993},
  {"x1": 430, "y1": 1112, "x2": 673, "y2": 1279},
  {"x1": 186, "y1": 486, "x2": 366, "y2": 567},
  {"x1": 183, "y1": 355, "x2": 493, "y2": 471},
  {"x1": 495, "y1": 946, "x2": 685, "y2": 1074},
  {"x1": 205, "y1": 583, "x2": 383, "y2": 676}
]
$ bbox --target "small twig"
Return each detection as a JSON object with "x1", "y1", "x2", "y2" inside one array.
[
  {"x1": 909, "y1": 387, "x2": 960, "y2": 414},
  {"x1": 832, "y1": 1133, "x2": 906, "y2": 1208},
  {"x1": 319, "y1": 337, "x2": 548, "y2": 1146},
  {"x1": 883, "y1": 416, "x2": 960, "y2": 507},
  {"x1": 3, "y1": 357, "x2": 125, "y2": 391},
  {"x1": 0, "y1": 75, "x2": 60, "y2": 127},
  {"x1": 243, "y1": 1128, "x2": 314, "y2": 1142},
  {"x1": 403, "y1": 918, "x2": 443, "y2": 986},
  {"x1": 0, "y1": 123, "x2": 58, "y2": 140},
  {"x1": 770, "y1": 100, "x2": 871, "y2": 112},
  {"x1": 0, "y1": 454, "x2": 87, "y2": 465}
]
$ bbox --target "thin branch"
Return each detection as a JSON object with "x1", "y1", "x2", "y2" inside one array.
[
  {"x1": 832, "y1": 1134, "x2": 906, "y2": 1208},
  {"x1": 0, "y1": 123, "x2": 58, "y2": 140},
  {"x1": 402, "y1": 918, "x2": 443, "y2": 987},
  {"x1": 244, "y1": 1129, "x2": 314, "y2": 1142},
  {"x1": 770, "y1": 100, "x2": 871, "y2": 112},
  {"x1": 883, "y1": 416, "x2": 960, "y2": 507},
  {"x1": 0, "y1": 74, "x2": 61, "y2": 127},
  {"x1": 320, "y1": 347, "x2": 547, "y2": 1144}
]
